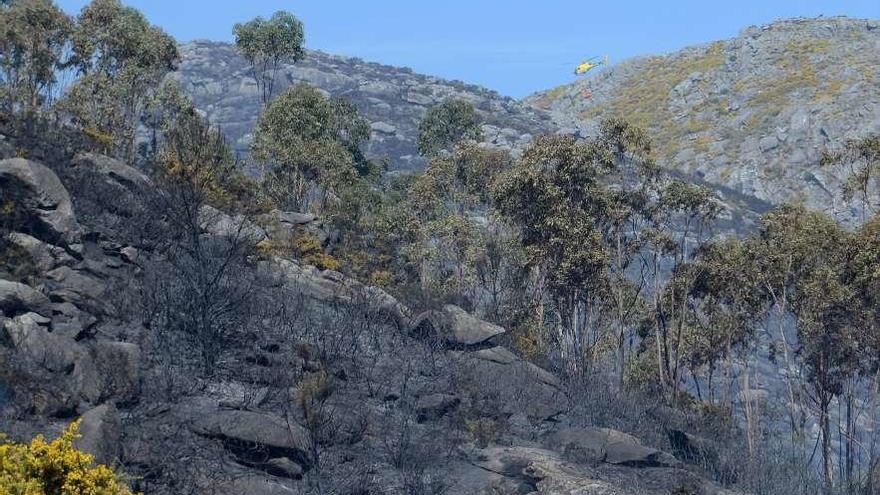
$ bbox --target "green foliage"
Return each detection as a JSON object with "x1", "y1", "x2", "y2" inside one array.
[
  {"x1": 329, "y1": 174, "x2": 420, "y2": 292},
  {"x1": 60, "y1": 0, "x2": 178, "y2": 158},
  {"x1": 0, "y1": 420, "x2": 136, "y2": 494},
  {"x1": 754, "y1": 204, "x2": 863, "y2": 388},
  {"x1": 492, "y1": 133, "x2": 615, "y2": 300},
  {"x1": 491, "y1": 132, "x2": 628, "y2": 373},
  {"x1": 398, "y1": 142, "x2": 519, "y2": 307},
  {"x1": 684, "y1": 239, "x2": 765, "y2": 375},
  {"x1": 491, "y1": 119, "x2": 723, "y2": 381},
  {"x1": 252, "y1": 83, "x2": 373, "y2": 212},
  {"x1": 821, "y1": 134, "x2": 880, "y2": 214},
  {"x1": 233, "y1": 10, "x2": 304, "y2": 105},
  {"x1": 417, "y1": 98, "x2": 483, "y2": 157},
  {"x1": 293, "y1": 234, "x2": 340, "y2": 271},
  {"x1": 68, "y1": 0, "x2": 177, "y2": 77},
  {"x1": 157, "y1": 95, "x2": 256, "y2": 212},
  {"x1": 409, "y1": 142, "x2": 510, "y2": 217},
  {"x1": 0, "y1": 0, "x2": 72, "y2": 112}
]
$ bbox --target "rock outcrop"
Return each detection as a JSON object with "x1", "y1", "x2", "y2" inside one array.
[
  {"x1": 192, "y1": 409, "x2": 312, "y2": 471},
  {"x1": 0, "y1": 157, "x2": 81, "y2": 244},
  {"x1": 176, "y1": 42, "x2": 554, "y2": 170},
  {"x1": 525, "y1": 17, "x2": 880, "y2": 225},
  {"x1": 410, "y1": 303, "x2": 506, "y2": 348},
  {"x1": 547, "y1": 427, "x2": 680, "y2": 468},
  {"x1": 0, "y1": 279, "x2": 53, "y2": 318}
]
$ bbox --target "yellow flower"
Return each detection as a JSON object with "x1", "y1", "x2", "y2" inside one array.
[{"x1": 0, "y1": 420, "x2": 137, "y2": 495}]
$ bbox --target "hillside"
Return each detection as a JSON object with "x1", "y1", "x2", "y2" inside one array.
[
  {"x1": 524, "y1": 17, "x2": 880, "y2": 223},
  {"x1": 0, "y1": 120, "x2": 745, "y2": 495},
  {"x1": 177, "y1": 41, "x2": 555, "y2": 171}
]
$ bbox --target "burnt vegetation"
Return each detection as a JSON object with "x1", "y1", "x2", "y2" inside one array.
[{"x1": 2, "y1": 1, "x2": 880, "y2": 495}]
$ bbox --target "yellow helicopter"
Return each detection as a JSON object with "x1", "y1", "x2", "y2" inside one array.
[{"x1": 574, "y1": 55, "x2": 609, "y2": 75}]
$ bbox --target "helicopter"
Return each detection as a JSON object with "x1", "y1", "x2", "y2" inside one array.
[{"x1": 574, "y1": 55, "x2": 609, "y2": 76}]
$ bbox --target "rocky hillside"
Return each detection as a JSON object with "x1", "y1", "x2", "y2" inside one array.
[
  {"x1": 0, "y1": 123, "x2": 742, "y2": 494},
  {"x1": 177, "y1": 42, "x2": 554, "y2": 171},
  {"x1": 179, "y1": 17, "x2": 879, "y2": 228},
  {"x1": 525, "y1": 17, "x2": 880, "y2": 224}
]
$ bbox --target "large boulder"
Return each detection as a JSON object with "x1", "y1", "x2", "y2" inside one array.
[
  {"x1": 5, "y1": 232, "x2": 74, "y2": 272},
  {"x1": 199, "y1": 205, "x2": 267, "y2": 242},
  {"x1": 44, "y1": 266, "x2": 106, "y2": 300},
  {"x1": 262, "y1": 258, "x2": 410, "y2": 328},
  {"x1": 547, "y1": 427, "x2": 680, "y2": 468},
  {"x1": 192, "y1": 409, "x2": 312, "y2": 469},
  {"x1": 71, "y1": 153, "x2": 151, "y2": 193},
  {"x1": 461, "y1": 443, "x2": 732, "y2": 494},
  {"x1": 455, "y1": 346, "x2": 567, "y2": 422},
  {"x1": 0, "y1": 158, "x2": 80, "y2": 244},
  {"x1": 75, "y1": 403, "x2": 122, "y2": 465},
  {"x1": 0, "y1": 279, "x2": 52, "y2": 317},
  {"x1": 465, "y1": 446, "x2": 625, "y2": 495},
  {"x1": 410, "y1": 304, "x2": 505, "y2": 348},
  {"x1": 3, "y1": 312, "x2": 78, "y2": 373},
  {"x1": 209, "y1": 474, "x2": 300, "y2": 495},
  {"x1": 50, "y1": 301, "x2": 98, "y2": 340}
]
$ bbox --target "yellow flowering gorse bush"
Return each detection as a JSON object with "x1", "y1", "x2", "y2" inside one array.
[{"x1": 0, "y1": 420, "x2": 135, "y2": 495}]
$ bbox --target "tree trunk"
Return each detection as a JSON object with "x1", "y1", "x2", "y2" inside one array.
[{"x1": 821, "y1": 394, "x2": 834, "y2": 493}]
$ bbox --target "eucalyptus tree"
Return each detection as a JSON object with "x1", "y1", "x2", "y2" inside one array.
[
  {"x1": 492, "y1": 133, "x2": 616, "y2": 376},
  {"x1": 417, "y1": 98, "x2": 483, "y2": 157},
  {"x1": 251, "y1": 82, "x2": 372, "y2": 212},
  {"x1": 822, "y1": 134, "x2": 880, "y2": 220},
  {"x1": 404, "y1": 143, "x2": 512, "y2": 309},
  {"x1": 684, "y1": 238, "x2": 765, "y2": 404},
  {"x1": 61, "y1": 0, "x2": 178, "y2": 158},
  {"x1": 0, "y1": 0, "x2": 72, "y2": 113},
  {"x1": 594, "y1": 118, "x2": 661, "y2": 385},
  {"x1": 233, "y1": 10, "x2": 305, "y2": 105},
  {"x1": 752, "y1": 204, "x2": 865, "y2": 490},
  {"x1": 644, "y1": 180, "x2": 720, "y2": 394}
]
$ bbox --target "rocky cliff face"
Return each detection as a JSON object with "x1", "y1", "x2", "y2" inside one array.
[
  {"x1": 177, "y1": 41, "x2": 555, "y2": 171},
  {"x1": 524, "y1": 17, "x2": 880, "y2": 224}
]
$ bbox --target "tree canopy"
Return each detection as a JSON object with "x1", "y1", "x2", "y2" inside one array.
[
  {"x1": 233, "y1": 10, "x2": 305, "y2": 105},
  {"x1": 417, "y1": 98, "x2": 483, "y2": 157}
]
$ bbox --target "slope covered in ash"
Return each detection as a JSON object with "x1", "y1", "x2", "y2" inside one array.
[{"x1": 0, "y1": 122, "x2": 741, "y2": 495}]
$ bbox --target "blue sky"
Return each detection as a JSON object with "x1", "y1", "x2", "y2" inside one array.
[{"x1": 57, "y1": 0, "x2": 879, "y2": 98}]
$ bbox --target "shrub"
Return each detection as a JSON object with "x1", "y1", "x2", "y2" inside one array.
[
  {"x1": 0, "y1": 420, "x2": 135, "y2": 494},
  {"x1": 292, "y1": 234, "x2": 340, "y2": 271},
  {"x1": 83, "y1": 127, "x2": 115, "y2": 146},
  {"x1": 417, "y1": 98, "x2": 482, "y2": 157},
  {"x1": 297, "y1": 370, "x2": 334, "y2": 435},
  {"x1": 368, "y1": 269, "x2": 393, "y2": 288},
  {"x1": 255, "y1": 233, "x2": 340, "y2": 271},
  {"x1": 0, "y1": 200, "x2": 37, "y2": 282},
  {"x1": 464, "y1": 418, "x2": 497, "y2": 448}
]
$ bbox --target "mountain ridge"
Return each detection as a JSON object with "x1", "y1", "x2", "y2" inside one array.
[
  {"x1": 177, "y1": 41, "x2": 555, "y2": 171},
  {"x1": 179, "y1": 16, "x2": 880, "y2": 224},
  {"x1": 524, "y1": 15, "x2": 880, "y2": 224}
]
